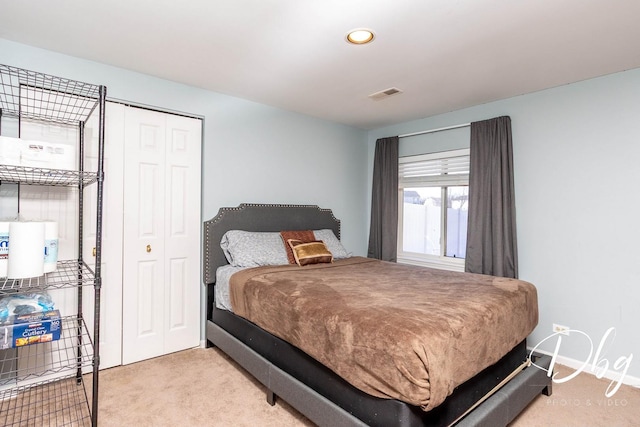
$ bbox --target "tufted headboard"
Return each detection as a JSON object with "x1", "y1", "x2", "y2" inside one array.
[{"x1": 202, "y1": 203, "x2": 341, "y2": 286}]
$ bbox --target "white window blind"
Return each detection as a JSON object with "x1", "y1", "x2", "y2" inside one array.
[{"x1": 399, "y1": 148, "x2": 470, "y2": 187}]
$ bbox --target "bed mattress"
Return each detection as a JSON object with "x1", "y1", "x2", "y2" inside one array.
[{"x1": 228, "y1": 257, "x2": 538, "y2": 411}]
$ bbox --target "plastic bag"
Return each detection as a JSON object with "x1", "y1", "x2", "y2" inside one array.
[{"x1": 0, "y1": 293, "x2": 55, "y2": 322}]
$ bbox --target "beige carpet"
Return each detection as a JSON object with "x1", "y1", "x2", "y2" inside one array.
[{"x1": 97, "y1": 348, "x2": 640, "y2": 426}]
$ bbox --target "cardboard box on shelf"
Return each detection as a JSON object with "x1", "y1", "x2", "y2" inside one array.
[{"x1": 0, "y1": 309, "x2": 62, "y2": 349}]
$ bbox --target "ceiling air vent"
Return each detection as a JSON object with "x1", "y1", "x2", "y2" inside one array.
[{"x1": 369, "y1": 87, "x2": 403, "y2": 100}]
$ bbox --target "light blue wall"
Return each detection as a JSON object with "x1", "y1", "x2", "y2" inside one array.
[
  {"x1": 0, "y1": 38, "x2": 369, "y2": 347},
  {"x1": 5, "y1": 37, "x2": 639, "y2": 382},
  {"x1": 0, "y1": 39, "x2": 369, "y2": 256},
  {"x1": 369, "y1": 68, "x2": 640, "y2": 380}
]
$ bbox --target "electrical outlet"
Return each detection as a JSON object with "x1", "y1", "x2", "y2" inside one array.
[{"x1": 553, "y1": 323, "x2": 570, "y2": 335}]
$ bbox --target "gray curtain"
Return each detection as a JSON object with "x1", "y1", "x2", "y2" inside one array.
[
  {"x1": 465, "y1": 116, "x2": 518, "y2": 278},
  {"x1": 367, "y1": 136, "x2": 399, "y2": 261}
]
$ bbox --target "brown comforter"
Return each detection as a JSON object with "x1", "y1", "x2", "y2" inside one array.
[{"x1": 229, "y1": 257, "x2": 538, "y2": 411}]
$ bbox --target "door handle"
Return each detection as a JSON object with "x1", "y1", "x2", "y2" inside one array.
[
  {"x1": 146, "y1": 244, "x2": 152, "y2": 253},
  {"x1": 92, "y1": 247, "x2": 96, "y2": 257}
]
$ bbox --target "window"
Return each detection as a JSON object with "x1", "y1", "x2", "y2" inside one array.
[{"x1": 398, "y1": 149, "x2": 469, "y2": 270}]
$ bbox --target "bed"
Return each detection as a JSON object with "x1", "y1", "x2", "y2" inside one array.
[{"x1": 203, "y1": 203, "x2": 552, "y2": 426}]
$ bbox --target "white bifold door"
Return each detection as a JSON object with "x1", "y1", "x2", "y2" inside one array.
[
  {"x1": 121, "y1": 106, "x2": 201, "y2": 364},
  {"x1": 83, "y1": 102, "x2": 202, "y2": 368}
]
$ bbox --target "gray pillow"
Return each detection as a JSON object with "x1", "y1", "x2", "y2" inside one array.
[
  {"x1": 313, "y1": 229, "x2": 350, "y2": 259},
  {"x1": 220, "y1": 230, "x2": 289, "y2": 267}
]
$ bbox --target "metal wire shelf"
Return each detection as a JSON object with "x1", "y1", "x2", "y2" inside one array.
[
  {"x1": 0, "y1": 375, "x2": 91, "y2": 427},
  {"x1": 0, "y1": 260, "x2": 96, "y2": 295},
  {"x1": 0, "y1": 63, "x2": 104, "y2": 426},
  {"x1": 0, "y1": 315, "x2": 94, "y2": 386},
  {"x1": 0, "y1": 165, "x2": 98, "y2": 187},
  {"x1": 0, "y1": 64, "x2": 101, "y2": 126}
]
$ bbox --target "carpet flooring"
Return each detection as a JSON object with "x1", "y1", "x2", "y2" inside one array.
[{"x1": 97, "y1": 347, "x2": 640, "y2": 426}]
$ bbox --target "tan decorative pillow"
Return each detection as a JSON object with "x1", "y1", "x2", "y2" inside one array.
[
  {"x1": 287, "y1": 239, "x2": 333, "y2": 266},
  {"x1": 280, "y1": 230, "x2": 316, "y2": 264}
]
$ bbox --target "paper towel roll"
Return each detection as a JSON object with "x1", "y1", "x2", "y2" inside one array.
[
  {"x1": 44, "y1": 221, "x2": 59, "y2": 273},
  {"x1": 0, "y1": 222, "x2": 10, "y2": 277},
  {"x1": 7, "y1": 221, "x2": 45, "y2": 279}
]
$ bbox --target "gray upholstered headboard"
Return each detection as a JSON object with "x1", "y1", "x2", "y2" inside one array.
[{"x1": 202, "y1": 203, "x2": 341, "y2": 285}]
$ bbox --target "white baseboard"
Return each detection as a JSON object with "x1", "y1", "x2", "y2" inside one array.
[{"x1": 529, "y1": 347, "x2": 640, "y2": 389}]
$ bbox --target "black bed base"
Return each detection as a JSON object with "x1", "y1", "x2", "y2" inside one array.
[{"x1": 208, "y1": 306, "x2": 552, "y2": 427}]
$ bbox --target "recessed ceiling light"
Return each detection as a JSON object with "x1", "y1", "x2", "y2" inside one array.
[{"x1": 346, "y1": 29, "x2": 375, "y2": 45}]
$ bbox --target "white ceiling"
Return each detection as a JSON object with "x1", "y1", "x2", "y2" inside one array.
[{"x1": 1, "y1": 0, "x2": 639, "y2": 130}]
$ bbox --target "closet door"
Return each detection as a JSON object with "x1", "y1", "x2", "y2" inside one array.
[
  {"x1": 163, "y1": 114, "x2": 202, "y2": 354},
  {"x1": 122, "y1": 107, "x2": 201, "y2": 364},
  {"x1": 122, "y1": 108, "x2": 167, "y2": 363}
]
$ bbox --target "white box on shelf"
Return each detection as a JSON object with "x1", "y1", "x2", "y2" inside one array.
[
  {"x1": 46, "y1": 142, "x2": 77, "y2": 171},
  {"x1": 19, "y1": 139, "x2": 77, "y2": 170},
  {"x1": 20, "y1": 141, "x2": 48, "y2": 168},
  {"x1": 0, "y1": 135, "x2": 22, "y2": 167}
]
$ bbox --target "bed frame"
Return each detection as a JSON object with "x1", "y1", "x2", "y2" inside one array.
[{"x1": 203, "y1": 203, "x2": 552, "y2": 426}]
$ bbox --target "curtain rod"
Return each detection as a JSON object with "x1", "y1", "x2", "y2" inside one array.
[{"x1": 398, "y1": 122, "x2": 471, "y2": 138}]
